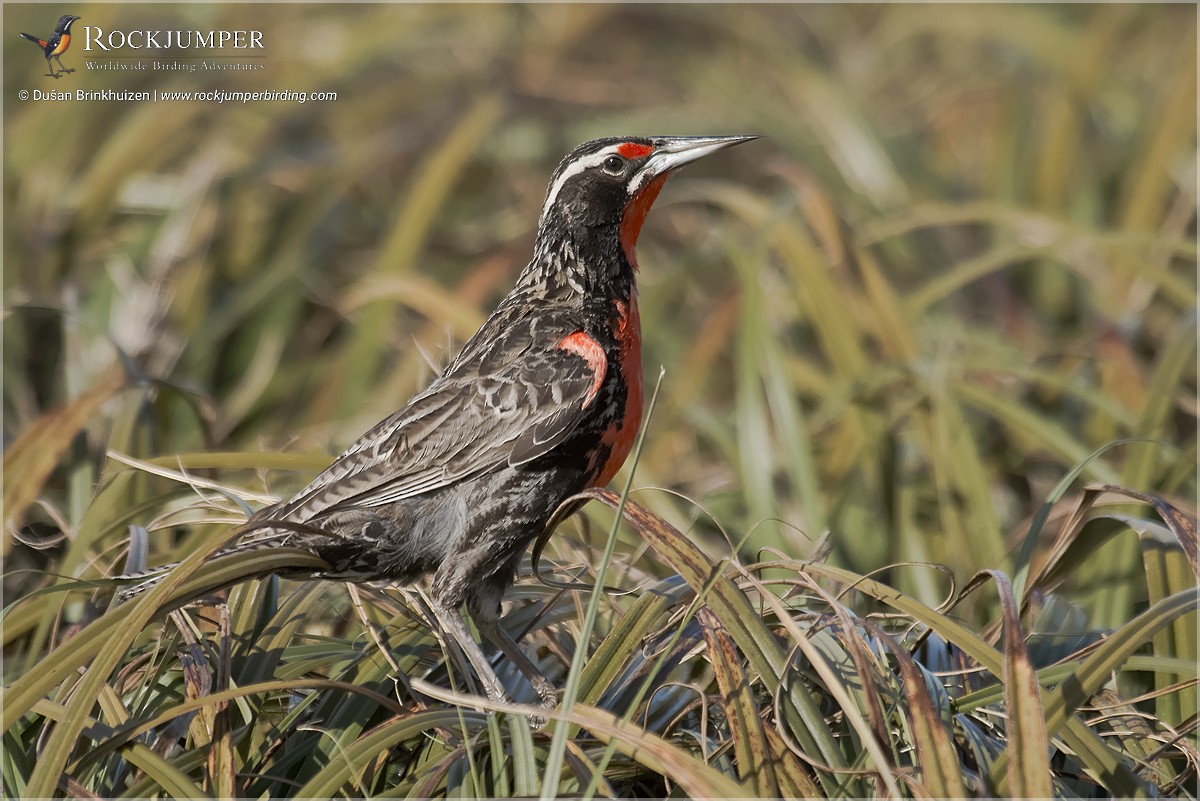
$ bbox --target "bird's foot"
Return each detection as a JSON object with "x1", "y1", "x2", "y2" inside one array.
[
  {"x1": 535, "y1": 685, "x2": 559, "y2": 711},
  {"x1": 485, "y1": 687, "x2": 545, "y2": 728},
  {"x1": 518, "y1": 689, "x2": 557, "y2": 730},
  {"x1": 62, "y1": 67, "x2": 75, "y2": 74},
  {"x1": 526, "y1": 705, "x2": 550, "y2": 730},
  {"x1": 46, "y1": 71, "x2": 60, "y2": 79},
  {"x1": 490, "y1": 688, "x2": 548, "y2": 728},
  {"x1": 489, "y1": 686, "x2": 556, "y2": 729},
  {"x1": 539, "y1": 695, "x2": 558, "y2": 727}
]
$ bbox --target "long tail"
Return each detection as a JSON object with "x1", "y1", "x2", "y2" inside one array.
[
  {"x1": 112, "y1": 518, "x2": 338, "y2": 605},
  {"x1": 112, "y1": 533, "x2": 289, "y2": 604},
  {"x1": 19, "y1": 32, "x2": 45, "y2": 45}
]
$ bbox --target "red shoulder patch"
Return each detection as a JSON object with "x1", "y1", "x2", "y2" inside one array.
[
  {"x1": 617, "y1": 142, "x2": 654, "y2": 159},
  {"x1": 558, "y1": 331, "x2": 607, "y2": 409}
]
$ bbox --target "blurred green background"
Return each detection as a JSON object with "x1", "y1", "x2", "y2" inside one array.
[{"x1": 5, "y1": 3, "x2": 1196, "y2": 624}]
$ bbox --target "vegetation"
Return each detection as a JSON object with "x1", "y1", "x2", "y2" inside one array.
[{"x1": 4, "y1": 4, "x2": 1196, "y2": 798}]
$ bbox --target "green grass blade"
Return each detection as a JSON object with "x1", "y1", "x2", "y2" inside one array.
[{"x1": 579, "y1": 492, "x2": 848, "y2": 791}]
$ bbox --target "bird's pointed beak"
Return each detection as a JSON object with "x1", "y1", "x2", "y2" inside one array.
[{"x1": 643, "y1": 135, "x2": 758, "y2": 177}]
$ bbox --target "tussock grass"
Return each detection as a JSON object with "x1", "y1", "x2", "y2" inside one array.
[{"x1": 4, "y1": 4, "x2": 1196, "y2": 798}]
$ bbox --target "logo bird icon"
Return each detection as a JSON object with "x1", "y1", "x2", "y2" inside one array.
[{"x1": 20, "y1": 15, "x2": 81, "y2": 79}]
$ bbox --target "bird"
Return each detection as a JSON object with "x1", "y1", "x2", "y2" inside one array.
[
  {"x1": 19, "y1": 15, "x2": 81, "y2": 79},
  {"x1": 117, "y1": 135, "x2": 757, "y2": 710}
]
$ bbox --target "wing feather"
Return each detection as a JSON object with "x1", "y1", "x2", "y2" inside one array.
[{"x1": 265, "y1": 317, "x2": 604, "y2": 523}]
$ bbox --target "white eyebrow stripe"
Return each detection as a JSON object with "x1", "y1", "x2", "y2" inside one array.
[{"x1": 539, "y1": 145, "x2": 624, "y2": 224}]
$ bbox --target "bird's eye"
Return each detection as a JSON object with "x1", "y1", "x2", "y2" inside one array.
[{"x1": 602, "y1": 155, "x2": 626, "y2": 174}]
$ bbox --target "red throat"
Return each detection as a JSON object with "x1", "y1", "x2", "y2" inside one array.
[{"x1": 619, "y1": 172, "x2": 669, "y2": 271}]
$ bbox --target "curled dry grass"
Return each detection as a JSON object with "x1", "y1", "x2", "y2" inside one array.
[{"x1": 3, "y1": 3, "x2": 1197, "y2": 798}]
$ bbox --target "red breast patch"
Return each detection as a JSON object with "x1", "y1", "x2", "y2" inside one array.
[{"x1": 593, "y1": 296, "x2": 644, "y2": 486}]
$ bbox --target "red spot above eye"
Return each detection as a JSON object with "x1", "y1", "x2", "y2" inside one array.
[{"x1": 617, "y1": 142, "x2": 654, "y2": 159}]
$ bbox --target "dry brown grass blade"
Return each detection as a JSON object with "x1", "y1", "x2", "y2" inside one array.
[
  {"x1": 984, "y1": 569, "x2": 1054, "y2": 798},
  {"x1": 696, "y1": 605, "x2": 779, "y2": 797},
  {"x1": 859, "y1": 619, "x2": 967, "y2": 798},
  {"x1": 3, "y1": 366, "x2": 125, "y2": 550},
  {"x1": 760, "y1": 725, "x2": 823, "y2": 798},
  {"x1": 1083, "y1": 483, "x2": 1199, "y2": 578},
  {"x1": 1027, "y1": 485, "x2": 1199, "y2": 612}
]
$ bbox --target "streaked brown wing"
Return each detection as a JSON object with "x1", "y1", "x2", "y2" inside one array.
[{"x1": 266, "y1": 325, "x2": 603, "y2": 523}]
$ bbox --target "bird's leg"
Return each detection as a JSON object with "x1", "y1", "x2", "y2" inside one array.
[
  {"x1": 478, "y1": 618, "x2": 558, "y2": 709},
  {"x1": 55, "y1": 56, "x2": 74, "y2": 74},
  {"x1": 468, "y1": 580, "x2": 558, "y2": 710},
  {"x1": 428, "y1": 592, "x2": 509, "y2": 706}
]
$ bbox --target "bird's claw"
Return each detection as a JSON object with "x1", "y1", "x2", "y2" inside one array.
[{"x1": 524, "y1": 691, "x2": 557, "y2": 730}]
